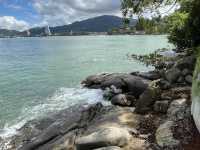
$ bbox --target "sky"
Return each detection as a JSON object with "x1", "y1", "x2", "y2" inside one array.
[{"x1": 0, "y1": 0, "x2": 122, "y2": 31}]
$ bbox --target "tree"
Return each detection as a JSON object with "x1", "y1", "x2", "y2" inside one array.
[{"x1": 121, "y1": 0, "x2": 200, "y2": 49}]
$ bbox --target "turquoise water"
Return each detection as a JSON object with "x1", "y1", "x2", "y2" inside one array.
[{"x1": 0, "y1": 35, "x2": 171, "y2": 134}]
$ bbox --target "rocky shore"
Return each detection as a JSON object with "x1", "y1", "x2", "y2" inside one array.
[{"x1": 1, "y1": 49, "x2": 200, "y2": 150}]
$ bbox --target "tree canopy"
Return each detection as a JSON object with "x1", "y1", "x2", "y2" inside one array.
[{"x1": 121, "y1": 0, "x2": 200, "y2": 50}]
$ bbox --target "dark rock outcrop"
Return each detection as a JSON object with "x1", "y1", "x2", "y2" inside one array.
[
  {"x1": 135, "y1": 80, "x2": 161, "y2": 114},
  {"x1": 82, "y1": 73, "x2": 149, "y2": 98},
  {"x1": 165, "y1": 67, "x2": 181, "y2": 83}
]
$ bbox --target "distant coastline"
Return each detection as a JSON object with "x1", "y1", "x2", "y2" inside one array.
[{"x1": 0, "y1": 32, "x2": 166, "y2": 39}]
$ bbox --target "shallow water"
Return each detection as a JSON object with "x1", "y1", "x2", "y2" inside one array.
[{"x1": 0, "y1": 35, "x2": 172, "y2": 136}]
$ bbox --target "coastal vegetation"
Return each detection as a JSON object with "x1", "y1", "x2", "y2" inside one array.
[{"x1": 122, "y1": 0, "x2": 200, "y2": 50}]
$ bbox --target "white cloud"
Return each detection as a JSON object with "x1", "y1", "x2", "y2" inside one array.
[
  {"x1": 0, "y1": 16, "x2": 30, "y2": 31},
  {"x1": 33, "y1": 0, "x2": 121, "y2": 26}
]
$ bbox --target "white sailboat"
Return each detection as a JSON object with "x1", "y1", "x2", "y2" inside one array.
[{"x1": 44, "y1": 25, "x2": 52, "y2": 36}]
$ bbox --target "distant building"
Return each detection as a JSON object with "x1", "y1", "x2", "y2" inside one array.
[{"x1": 44, "y1": 26, "x2": 51, "y2": 36}]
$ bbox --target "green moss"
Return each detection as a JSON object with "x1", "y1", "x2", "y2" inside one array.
[{"x1": 192, "y1": 47, "x2": 200, "y2": 97}]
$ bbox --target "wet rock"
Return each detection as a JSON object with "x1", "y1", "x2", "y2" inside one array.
[
  {"x1": 13, "y1": 103, "x2": 103, "y2": 150},
  {"x1": 165, "y1": 67, "x2": 181, "y2": 83},
  {"x1": 103, "y1": 85, "x2": 122, "y2": 100},
  {"x1": 82, "y1": 74, "x2": 109, "y2": 89},
  {"x1": 111, "y1": 94, "x2": 136, "y2": 107},
  {"x1": 131, "y1": 71, "x2": 161, "y2": 80},
  {"x1": 75, "y1": 127, "x2": 132, "y2": 150},
  {"x1": 110, "y1": 85, "x2": 122, "y2": 94},
  {"x1": 185, "y1": 75, "x2": 193, "y2": 84},
  {"x1": 82, "y1": 73, "x2": 149, "y2": 98},
  {"x1": 100, "y1": 76, "x2": 126, "y2": 90},
  {"x1": 156, "y1": 121, "x2": 180, "y2": 148},
  {"x1": 154, "y1": 101, "x2": 169, "y2": 113},
  {"x1": 135, "y1": 81, "x2": 161, "y2": 114},
  {"x1": 94, "y1": 146, "x2": 122, "y2": 150}
]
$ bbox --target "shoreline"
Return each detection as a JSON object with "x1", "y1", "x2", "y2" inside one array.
[
  {"x1": 1, "y1": 48, "x2": 199, "y2": 150},
  {"x1": 0, "y1": 34, "x2": 168, "y2": 39}
]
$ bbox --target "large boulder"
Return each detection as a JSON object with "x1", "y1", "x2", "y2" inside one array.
[
  {"x1": 165, "y1": 67, "x2": 181, "y2": 83},
  {"x1": 167, "y1": 99, "x2": 187, "y2": 120},
  {"x1": 7, "y1": 103, "x2": 103, "y2": 150},
  {"x1": 82, "y1": 73, "x2": 149, "y2": 98},
  {"x1": 131, "y1": 70, "x2": 161, "y2": 80},
  {"x1": 174, "y1": 55, "x2": 196, "y2": 70},
  {"x1": 75, "y1": 127, "x2": 132, "y2": 150},
  {"x1": 156, "y1": 121, "x2": 180, "y2": 148},
  {"x1": 135, "y1": 80, "x2": 161, "y2": 114}
]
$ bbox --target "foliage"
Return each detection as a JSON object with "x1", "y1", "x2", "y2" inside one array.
[
  {"x1": 167, "y1": 12, "x2": 189, "y2": 48},
  {"x1": 135, "y1": 16, "x2": 168, "y2": 34},
  {"x1": 121, "y1": 0, "x2": 200, "y2": 49},
  {"x1": 121, "y1": 0, "x2": 175, "y2": 16}
]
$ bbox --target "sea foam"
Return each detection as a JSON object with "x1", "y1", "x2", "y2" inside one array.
[{"x1": 0, "y1": 87, "x2": 104, "y2": 148}]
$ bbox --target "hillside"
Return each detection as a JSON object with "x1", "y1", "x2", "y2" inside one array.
[
  {"x1": 0, "y1": 15, "x2": 137, "y2": 37},
  {"x1": 51, "y1": 15, "x2": 127, "y2": 33},
  {"x1": 0, "y1": 29, "x2": 20, "y2": 37}
]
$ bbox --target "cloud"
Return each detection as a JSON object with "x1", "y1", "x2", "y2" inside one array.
[
  {"x1": 33, "y1": 0, "x2": 121, "y2": 26},
  {"x1": 0, "y1": 16, "x2": 30, "y2": 31}
]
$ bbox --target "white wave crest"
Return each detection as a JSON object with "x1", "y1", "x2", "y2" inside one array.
[{"x1": 0, "y1": 87, "x2": 103, "y2": 140}]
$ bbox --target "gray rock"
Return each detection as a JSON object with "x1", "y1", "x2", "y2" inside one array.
[
  {"x1": 111, "y1": 94, "x2": 136, "y2": 107},
  {"x1": 167, "y1": 99, "x2": 187, "y2": 120},
  {"x1": 154, "y1": 100, "x2": 169, "y2": 113},
  {"x1": 94, "y1": 146, "x2": 122, "y2": 150},
  {"x1": 16, "y1": 103, "x2": 103, "y2": 150},
  {"x1": 156, "y1": 121, "x2": 180, "y2": 147},
  {"x1": 135, "y1": 81, "x2": 161, "y2": 114},
  {"x1": 131, "y1": 71, "x2": 161, "y2": 80},
  {"x1": 101, "y1": 76, "x2": 126, "y2": 90},
  {"x1": 182, "y1": 68, "x2": 190, "y2": 76},
  {"x1": 177, "y1": 76, "x2": 184, "y2": 83},
  {"x1": 157, "y1": 79, "x2": 171, "y2": 90},
  {"x1": 185, "y1": 75, "x2": 193, "y2": 84},
  {"x1": 103, "y1": 86, "x2": 122, "y2": 100},
  {"x1": 75, "y1": 127, "x2": 131, "y2": 150},
  {"x1": 82, "y1": 74, "x2": 109, "y2": 89},
  {"x1": 82, "y1": 73, "x2": 149, "y2": 98},
  {"x1": 165, "y1": 67, "x2": 181, "y2": 83},
  {"x1": 110, "y1": 85, "x2": 122, "y2": 94},
  {"x1": 174, "y1": 55, "x2": 196, "y2": 70}
]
